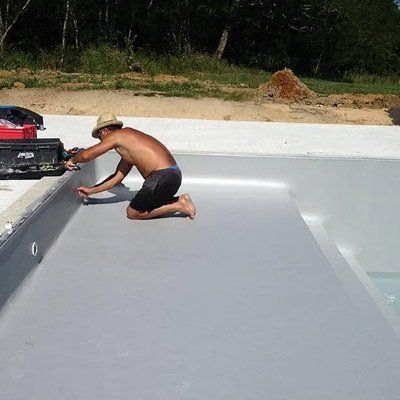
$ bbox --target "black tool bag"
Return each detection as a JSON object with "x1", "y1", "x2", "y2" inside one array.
[{"x1": 0, "y1": 106, "x2": 45, "y2": 130}]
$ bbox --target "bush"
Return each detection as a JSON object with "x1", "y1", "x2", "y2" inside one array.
[
  {"x1": 0, "y1": 51, "x2": 39, "y2": 70},
  {"x1": 78, "y1": 44, "x2": 128, "y2": 74},
  {"x1": 0, "y1": 48, "x2": 83, "y2": 72},
  {"x1": 127, "y1": 51, "x2": 233, "y2": 76}
]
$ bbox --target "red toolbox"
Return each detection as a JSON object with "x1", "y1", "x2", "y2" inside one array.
[{"x1": 0, "y1": 124, "x2": 37, "y2": 139}]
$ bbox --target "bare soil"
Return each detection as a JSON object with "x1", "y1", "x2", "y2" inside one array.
[{"x1": 0, "y1": 87, "x2": 394, "y2": 125}]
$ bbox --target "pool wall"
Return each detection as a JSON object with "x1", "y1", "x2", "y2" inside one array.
[
  {"x1": 1, "y1": 153, "x2": 399, "y2": 313},
  {"x1": 0, "y1": 162, "x2": 96, "y2": 311},
  {"x1": 97, "y1": 153, "x2": 400, "y2": 273}
]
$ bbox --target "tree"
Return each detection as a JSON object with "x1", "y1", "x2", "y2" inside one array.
[
  {"x1": 60, "y1": 0, "x2": 70, "y2": 65},
  {"x1": 213, "y1": 0, "x2": 242, "y2": 60},
  {"x1": 0, "y1": 0, "x2": 32, "y2": 53},
  {"x1": 1, "y1": 0, "x2": 400, "y2": 78}
]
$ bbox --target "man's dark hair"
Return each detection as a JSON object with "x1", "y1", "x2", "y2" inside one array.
[
  {"x1": 106, "y1": 124, "x2": 121, "y2": 131},
  {"x1": 100, "y1": 124, "x2": 121, "y2": 136}
]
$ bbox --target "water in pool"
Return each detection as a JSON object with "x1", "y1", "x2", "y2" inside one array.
[{"x1": 369, "y1": 272, "x2": 400, "y2": 315}]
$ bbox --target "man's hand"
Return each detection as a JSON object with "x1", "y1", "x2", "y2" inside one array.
[
  {"x1": 77, "y1": 186, "x2": 95, "y2": 198},
  {"x1": 65, "y1": 159, "x2": 77, "y2": 171}
]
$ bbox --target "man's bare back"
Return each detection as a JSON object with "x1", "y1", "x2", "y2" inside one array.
[
  {"x1": 65, "y1": 113, "x2": 196, "y2": 220},
  {"x1": 113, "y1": 127, "x2": 176, "y2": 178}
]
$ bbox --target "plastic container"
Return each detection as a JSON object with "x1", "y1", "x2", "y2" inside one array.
[{"x1": 0, "y1": 124, "x2": 37, "y2": 139}]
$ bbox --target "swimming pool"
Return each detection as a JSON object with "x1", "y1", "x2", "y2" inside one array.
[{"x1": 1, "y1": 153, "x2": 399, "y2": 399}]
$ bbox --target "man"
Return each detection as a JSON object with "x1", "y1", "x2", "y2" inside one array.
[{"x1": 66, "y1": 113, "x2": 196, "y2": 220}]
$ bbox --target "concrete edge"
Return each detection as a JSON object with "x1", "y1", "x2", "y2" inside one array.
[
  {"x1": 172, "y1": 150, "x2": 400, "y2": 161},
  {"x1": 0, "y1": 177, "x2": 60, "y2": 233},
  {"x1": 43, "y1": 114, "x2": 395, "y2": 129},
  {"x1": 0, "y1": 172, "x2": 77, "y2": 246}
]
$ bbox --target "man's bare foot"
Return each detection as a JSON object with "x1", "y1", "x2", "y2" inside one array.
[
  {"x1": 179, "y1": 194, "x2": 196, "y2": 220},
  {"x1": 183, "y1": 194, "x2": 196, "y2": 216}
]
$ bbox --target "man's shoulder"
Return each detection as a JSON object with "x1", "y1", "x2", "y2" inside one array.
[
  {"x1": 111, "y1": 127, "x2": 134, "y2": 138},
  {"x1": 119, "y1": 127, "x2": 137, "y2": 134}
]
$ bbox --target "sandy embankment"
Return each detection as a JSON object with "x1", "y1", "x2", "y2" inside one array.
[{"x1": 0, "y1": 88, "x2": 394, "y2": 125}]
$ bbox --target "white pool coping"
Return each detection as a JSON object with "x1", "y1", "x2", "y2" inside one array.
[
  {"x1": 0, "y1": 181, "x2": 37, "y2": 215},
  {"x1": 45, "y1": 115, "x2": 400, "y2": 158}
]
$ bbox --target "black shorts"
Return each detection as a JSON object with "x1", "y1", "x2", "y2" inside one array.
[{"x1": 129, "y1": 166, "x2": 182, "y2": 212}]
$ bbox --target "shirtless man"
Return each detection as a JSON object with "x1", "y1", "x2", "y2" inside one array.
[{"x1": 65, "y1": 113, "x2": 196, "y2": 220}]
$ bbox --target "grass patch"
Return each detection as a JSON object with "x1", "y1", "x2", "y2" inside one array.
[
  {"x1": 133, "y1": 52, "x2": 237, "y2": 76},
  {"x1": 0, "y1": 76, "x2": 49, "y2": 89},
  {"x1": 1, "y1": 47, "x2": 400, "y2": 99},
  {"x1": 0, "y1": 79, "x2": 13, "y2": 89},
  {"x1": 303, "y1": 77, "x2": 400, "y2": 96},
  {"x1": 146, "y1": 81, "x2": 202, "y2": 97},
  {"x1": 187, "y1": 70, "x2": 270, "y2": 88},
  {"x1": 344, "y1": 73, "x2": 400, "y2": 85}
]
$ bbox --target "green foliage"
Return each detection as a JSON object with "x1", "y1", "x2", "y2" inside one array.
[
  {"x1": 78, "y1": 44, "x2": 128, "y2": 74},
  {"x1": 0, "y1": 51, "x2": 39, "y2": 70},
  {"x1": 146, "y1": 81, "x2": 202, "y2": 97},
  {"x1": 131, "y1": 52, "x2": 233, "y2": 76},
  {"x1": 344, "y1": 73, "x2": 400, "y2": 85},
  {"x1": 36, "y1": 48, "x2": 62, "y2": 70},
  {"x1": 303, "y1": 77, "x2": 400, "y2": 96},
  {"x1": 2, "y1": 0, "x2": 400, "y2": 79},
  {"x1": 1, "y1": 60, "x2": 400, "y2": 99}
]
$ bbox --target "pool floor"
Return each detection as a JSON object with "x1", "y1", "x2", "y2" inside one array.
[{"x1": 0, "y1": 179, "x2": 399, "y2": 399}]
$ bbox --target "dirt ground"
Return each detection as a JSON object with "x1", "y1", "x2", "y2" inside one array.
[{"x1": 0, "y1": 87, "x2": 395, "y2": 125}]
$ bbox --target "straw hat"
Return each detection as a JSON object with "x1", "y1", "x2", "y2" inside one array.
[{"x1": 92, "y1": 113, "x2": 123, "y2": 138}]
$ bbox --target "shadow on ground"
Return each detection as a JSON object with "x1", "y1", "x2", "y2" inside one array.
[
  {"x1": 84, "y1": 184, "x2": 188, "y2": 219},
  {"x1": 85, "y1": 184, "x2": 137, "y2": 205}
]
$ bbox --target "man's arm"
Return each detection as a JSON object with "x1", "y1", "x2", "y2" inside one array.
[
  {"x1": 72, "y1": 134, "x2": 117, "y2": 164},
  {"x1": 78, "y1": 159, "x2": 133, "y2": 196}
]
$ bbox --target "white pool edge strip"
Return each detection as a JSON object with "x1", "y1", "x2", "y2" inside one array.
[{"x1": 42, "y1": 115, "x2": 400, "y2": 160}]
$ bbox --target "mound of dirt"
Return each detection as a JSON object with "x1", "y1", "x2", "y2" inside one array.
[{"x1": 259, "y1": 68, "x2": 315, "y2": 101}]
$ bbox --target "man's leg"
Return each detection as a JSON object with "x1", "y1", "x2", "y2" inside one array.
[{"x1": 127, "y1": 194, "x2": 196, "y2": 220}]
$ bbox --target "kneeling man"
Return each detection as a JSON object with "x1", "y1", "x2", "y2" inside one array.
[{"x1": 66, "y1": 113, "x2": 196, "y2": 220}]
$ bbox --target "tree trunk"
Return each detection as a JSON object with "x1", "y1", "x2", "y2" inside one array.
[
  {"x1": 72, "y1": 14, "x2": 79, "y2": 49},
  {"x1": 105, "y1": 0, "x2": 109, "y2": 39},
  {"x1": 60, "y1": 0, "x2": 71, "y2": 66},
  {"x1": 214, "y1": 25, "x2": 231, "y2": 60},
  {"x1": 0, "y1": 0, "x2": 32, "y2": 54},
  {"x1": 98, "y1": 8, "x2": 102, "y2": 29},
  {"x1": 127, "y1": 0, "x2": 135, "y2": 41},
  {"x1": 314, "y1": 38, "x2": 325, "y2": 76},
  {"x1": 183, "y1": 0, "x2": 191, "y2": 52}
]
